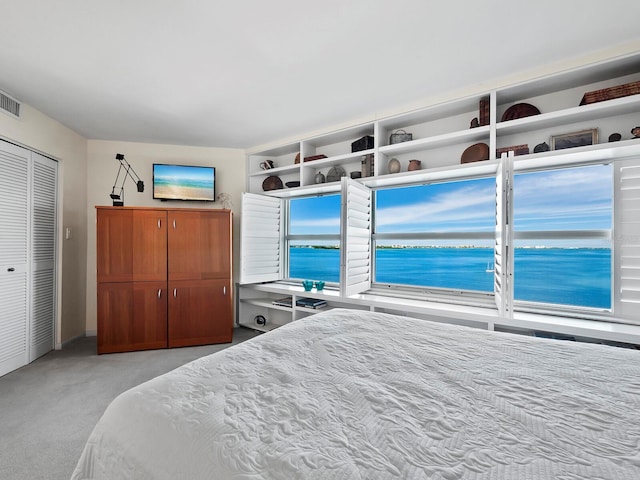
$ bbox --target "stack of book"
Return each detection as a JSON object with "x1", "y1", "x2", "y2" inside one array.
[
  {"x1": 272, "y1": 297, "x2": 292, "y2": 307},
  {"x1": 295, "y1": 297, "x2": 327, "y2": 309}
]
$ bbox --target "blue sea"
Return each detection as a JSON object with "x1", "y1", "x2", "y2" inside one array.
[{"x1": 289, "y1": 247, "x2": 611, "y2": 309}]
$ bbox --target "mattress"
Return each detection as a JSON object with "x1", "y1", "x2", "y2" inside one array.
[{"x1": 72, "y1": 308, "x2": 640, "y2": 479}]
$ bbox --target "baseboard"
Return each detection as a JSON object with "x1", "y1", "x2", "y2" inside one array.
[{"x1": 59, "y1": 331, "x2": 97, "y2": 350}]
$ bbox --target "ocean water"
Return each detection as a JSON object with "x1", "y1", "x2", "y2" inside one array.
[{"x1": 289, "y1": 247, "x2": 611, "y2": 309}]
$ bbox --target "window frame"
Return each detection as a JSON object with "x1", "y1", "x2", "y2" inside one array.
[
  {"x1": 285, "y1": 193, "x2": 342, "y2": 284},
  {"x1": 510, "y1": 160, "x2": 614, "y2": 317},
  {"x1": 370, "y1": 175, "x2": 499, "y2": 307}
]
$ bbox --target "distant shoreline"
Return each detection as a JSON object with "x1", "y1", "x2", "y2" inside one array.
[{"x1": 290, "y1": 245, "x2": 610, "y2": 250}]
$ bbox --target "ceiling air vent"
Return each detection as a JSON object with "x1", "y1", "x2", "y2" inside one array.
[{"x1": 0, "y1": 90, "x2": 20, "y2": 118}]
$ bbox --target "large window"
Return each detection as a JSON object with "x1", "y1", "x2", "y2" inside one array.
[
  {"x1": 287, "y1": 194, "x2": 341, "y2": 282},
  {"x1": 373, "y1": 177, "x2": 496, "y2": 293},
  {"x1": 242, "y1": 156, "x2": 639, "y2": 323},
  {"x1": 513, "y1": 164, "x2": 612, "y2": 310}
]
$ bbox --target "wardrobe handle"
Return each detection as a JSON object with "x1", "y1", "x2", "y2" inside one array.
[
  {"x1": 157, "y1": 219, "x2": 161, "y2": 229},
  {"x1": 172, "y1": 219, "x2": 176, "y2": 229},
  {"x1": 223, "y1": 286, "x2": 226, "y2": 295},
  {"x1": 173, "y1": 288, "x2": 177, "y2": 298},
  {"x1": 157, "y1": 289, "x2": 162, "y2": 299}
]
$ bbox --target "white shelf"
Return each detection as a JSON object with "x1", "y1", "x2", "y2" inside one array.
[
  {"x1": 379, "y1": 126, "x2": 490, "y2": 156},
  {"x1": 497, "y1": 94, "x2": 640, "y2": 136},
  {"x1": 246, "y1": 54, "x2": 640, "y2": 194},
  {"x1": 248, "y1": 164, "x2": 299, "y2": 178},
  {"x1": 240, "y1": 298, "x2": 292, "y2": 312},
  {"x1": 304, "y1": 149, "x2": 374, "y2": 169}
]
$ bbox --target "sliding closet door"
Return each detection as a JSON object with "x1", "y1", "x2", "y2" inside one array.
[
  {"x1": 0, "y1": 142, "x2": 30, "y2": 377},
  {"x1": 30, "y1": 153, "x2": 57, "y2": 361}
]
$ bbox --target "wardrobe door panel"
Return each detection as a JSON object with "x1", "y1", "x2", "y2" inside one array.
[
  {"x1": 98, "y1": 281, "x2": 167, "y2": 354},
  {"x1": 97, "y1": 209, "x2": 134, "y2": 283},
  {"x1": 167, "y1": 210, "x2": 201, "y2": 280},
  {"x1": 132, "y1": 210, "x2": 167, "y2": 282},
  {"x1": 168, "y1": 279, "x2": 232, "y2": 348},
  {"x1": 167, "y1": 210, "x2": 232, "y2": 280},
  {"x1": 199, "y1": 211, "x2": 232, "y2": 279}
]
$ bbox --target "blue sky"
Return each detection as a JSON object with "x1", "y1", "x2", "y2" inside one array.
[
  {"x1": 154, "y1": 164, "x2": 214, "y2": 185},
  {"x1": 289, "y1": 164, "x2": 612, "y2": 247}
]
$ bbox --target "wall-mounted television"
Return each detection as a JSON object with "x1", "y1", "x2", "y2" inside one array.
[{"x1": 153, "y1": 164, "x2": 216, "y2": 202}]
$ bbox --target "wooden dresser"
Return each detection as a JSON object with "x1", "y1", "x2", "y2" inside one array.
[{"x1": 96, "y1": 207, "x2": 233, "y2": 354}]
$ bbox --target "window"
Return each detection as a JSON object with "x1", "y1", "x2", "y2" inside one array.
[
  {"x1": 287, "y1": 194, "x2": 341, "y2": 282},
  {"x1": 241, "y1": 156, "x2": 640, "y2": 324},
  {"x1": 373, "y1": 177, "x2": 496, "y2": 293},
  {"x1": 512, "y1": 164, "x2": 612, "y2": 310}
]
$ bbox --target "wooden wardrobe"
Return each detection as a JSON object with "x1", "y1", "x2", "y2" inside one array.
[{"x1": 96, "y1": 207, "x2": 232, "y2": 354}]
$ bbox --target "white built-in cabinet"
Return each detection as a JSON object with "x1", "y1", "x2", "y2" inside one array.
[
  {"x1": 246, "y1": 53, "x2": 640, "y2": 194},
  {"x1": 238, "y1": 52, "x2": 640, "y2": 342},
  {"x1": 0, "y1": 140, "x2": 57, "y2": 377}
]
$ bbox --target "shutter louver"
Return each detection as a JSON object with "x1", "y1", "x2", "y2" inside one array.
[
  {"x1": 240, "y1": 193, "x2": 283, "y2": 284},
  {"x1": 615, "y1": 158, "x2": 640, "y2": 321},
  {"x1": 30, "y1": 153, "x2": 57, "y2": 361},
  {"x1": 340, "y1": 177, "x2": 372, "y2": 297}
]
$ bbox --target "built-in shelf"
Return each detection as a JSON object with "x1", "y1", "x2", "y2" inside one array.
[{"x1": 247, "y1": 52, "x2": 640, "y2": 195}]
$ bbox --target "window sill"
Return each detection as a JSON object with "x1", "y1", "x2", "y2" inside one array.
[{"x1": 355, "y1": 291, "x2": 640, "y2": 344}]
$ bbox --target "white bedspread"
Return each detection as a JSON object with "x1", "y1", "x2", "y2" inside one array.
[{"x1": 72, "y1": 309, "x2": 640, "y2": 479}]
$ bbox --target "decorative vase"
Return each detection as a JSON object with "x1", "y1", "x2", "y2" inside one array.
[
  {"x1": 388, "y1": 158, "x2": 401, "y2": 174},
  {"x1": 314, "y1": 172, "x2": 325, "y2": 184},
  {"x1": 408, "y1": 159, "x2": 421, "y2": 171}
]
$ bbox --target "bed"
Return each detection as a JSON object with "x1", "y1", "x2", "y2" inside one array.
[{"x1": 72, "y1": 308, "x2": 640, "y2": 479}]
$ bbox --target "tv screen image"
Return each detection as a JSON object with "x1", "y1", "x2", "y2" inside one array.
[{"x1": 153, "y1": 164, "x2": 215, "y2": 202}]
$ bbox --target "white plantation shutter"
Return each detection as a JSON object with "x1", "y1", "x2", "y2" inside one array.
[
  {"x1": 240, "y1": 193, "x2": 283, "y2": 284},
  {"x1": 340, "y1": 177, "x2": 372, "y2": 297},
  {"x1": 614, "y1": 157, "x2": 640, "y2": 322},
  {"x1": 0, "y1": 142, "x2": 30, "y2": 377},
  {"x1": 494, "y1": 154, "x2": 513, "y2": 318},
  {"x1": 30, "y1": 153, "x2": 57, "y2": 361}
]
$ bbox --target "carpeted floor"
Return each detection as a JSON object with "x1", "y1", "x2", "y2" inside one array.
[{"x1": 0, "y1": 327, "x2": 261, "y2": 480}]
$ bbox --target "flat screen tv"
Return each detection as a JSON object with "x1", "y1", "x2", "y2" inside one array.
[{"x1": 153, "y1": 164, "x2": 215, "y2": 202}]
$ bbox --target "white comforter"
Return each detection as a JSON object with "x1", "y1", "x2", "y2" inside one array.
[{"x1": 72, "y1": 309, "x2": 640, "y2": 479}]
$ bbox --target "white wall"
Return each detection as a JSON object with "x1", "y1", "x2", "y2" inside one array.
[
  {"x1": 85, "y1": 140, "x2": 245, "y2": 334},
  {"x1": 0, "y1": 103, "x2": 88, "y2": 345}
]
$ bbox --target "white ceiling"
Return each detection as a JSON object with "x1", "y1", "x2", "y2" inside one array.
[{"x1": 1, "y1": 1, "x2": 639, "y2": 149}]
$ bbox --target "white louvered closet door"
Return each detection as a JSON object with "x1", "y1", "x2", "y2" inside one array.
[
  {"x1": 0, "y1": 142, "x2": 30, "y2": 377},
  {"x1": 30, "y1": 153, "x2": 57, "y2": 361}
]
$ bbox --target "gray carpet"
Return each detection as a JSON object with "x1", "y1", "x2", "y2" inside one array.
[{"x1": 0, "y1": 327, "x2": 261, "y2": 480}]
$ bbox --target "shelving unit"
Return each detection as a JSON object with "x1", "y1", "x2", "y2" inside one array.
[
  {"x1": 246, "y1": 53, "x2": 640, "y2": 196},
  {"x1": 236, "y1": 283, "x2": 371, "y2": 332},
  {"x1": 240, "y1": 52, "x2": 640, "y2": 338}
]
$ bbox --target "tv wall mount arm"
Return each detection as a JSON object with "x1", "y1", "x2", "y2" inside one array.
[{"x1": 110, "y1": 153, "x2": 144, "y2": 206}]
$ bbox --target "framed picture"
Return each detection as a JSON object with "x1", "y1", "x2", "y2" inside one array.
[
  {"x1": 550, "y1": 129, "x2": 598, "y2": 150},
  {"x1": 496, "y1": 144, "x2": 529, "y2": 157}
]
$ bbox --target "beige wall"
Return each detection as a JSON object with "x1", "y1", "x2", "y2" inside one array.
[
  {"x1": 85, "y1": 140, "x2": 245, "y2": 334},
  {"x1": 0, "y1": 104, "x2": 88, "y2": 345}
]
